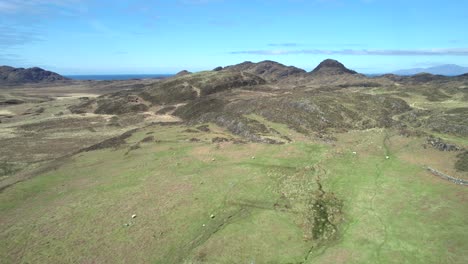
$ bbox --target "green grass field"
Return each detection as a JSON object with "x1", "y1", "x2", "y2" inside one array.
[{"x1": 1, "y1": 123, "x2": 466, "y2": 263}]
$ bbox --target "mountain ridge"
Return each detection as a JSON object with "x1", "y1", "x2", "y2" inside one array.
[{"x1": 393, "y1": 64, "x2": 468, "y2": 76}]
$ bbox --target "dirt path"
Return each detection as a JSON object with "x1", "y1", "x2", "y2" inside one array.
[
  {"x1": 192, "y1": 86, "x2": 201, "y2": 97},
  {"x1": 183, "y1": 81, "x2": 201, "y2": 97}
]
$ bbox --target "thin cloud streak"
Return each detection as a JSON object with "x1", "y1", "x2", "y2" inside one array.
[
  {"x1": 268, "y1": 43, "x2": 300, "y2": 47},
  {"x1": 0, "y1": 0, "x2": 87, "y2": 48},
  {"x1": 179, "y1": 0, "x2": 223, "y2": 4},
  {"x1": 0, "y1": 25, "x2": 43, "y2": 47},
  {"x1": 0, "y1": 0, "x2": 82, "y2": 14},
  {"x1": 230, "y1": 48, "x2": 468, "y2": 56},
  {"x1": 0, "y1": 53, "x2": 26, "y2": 64}
]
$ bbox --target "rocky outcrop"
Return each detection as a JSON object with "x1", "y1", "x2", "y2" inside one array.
[
  {"x1": 426, "y1": 137, "x2": 462, "y2": 151},
  {"x1": 175, "y1": 70, "x2": 192, "y2": 77}
]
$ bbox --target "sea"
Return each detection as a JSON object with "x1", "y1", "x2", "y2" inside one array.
[{"x1": 65, "y1": 74, "x2": 174, "y2": 81}]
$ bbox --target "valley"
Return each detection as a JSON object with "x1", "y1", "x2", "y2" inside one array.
[{"x1": 0, "y1": 60, "x2": 467, "y2": 263}]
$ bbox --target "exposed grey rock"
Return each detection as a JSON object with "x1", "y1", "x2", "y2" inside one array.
[{"x1": 426, "y1": 136, "x2": 462, "y2": 151}]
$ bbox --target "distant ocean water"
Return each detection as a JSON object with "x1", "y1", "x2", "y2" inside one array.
[
  {"x1": 364, "y1": 74, "x2": 383, "y2": 77},
  {"x1": 66, "y1": 74, "x2": 174, "y2": 81}
]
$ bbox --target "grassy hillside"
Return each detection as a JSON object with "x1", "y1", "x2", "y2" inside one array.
[{"x1": 1, "y1": 123, "x2": 466, "y2": 263}]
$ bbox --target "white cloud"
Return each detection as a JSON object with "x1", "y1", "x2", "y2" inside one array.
[{"x1": 230, "y1": 48, "x2": 468, "y2": 56}]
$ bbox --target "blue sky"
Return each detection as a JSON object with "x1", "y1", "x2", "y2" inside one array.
[{"x1": 0, "y1": 0, "x2": 467, "y2": 74}]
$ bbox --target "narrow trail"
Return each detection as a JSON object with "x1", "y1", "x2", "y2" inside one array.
[
  {"x1": 173, "y1": 168, "x2": 284, "y2": 263},
  {"x1": 183, "y1": 81, "x2": 201, "y2": 97},
  {"x1": 177, "y1": 158, "x2": 340, "y2": 264},
  {"x1": 164, "y1": 206, "x2": 249, "y2": 263},
  {"x1": 240, "y1": 71, "x2": 247, "y2": 79},
  {"x1": 370, "y1": 132, "x2": 390, "y2": 261},
  {"x1": 166, "y1": 185, "x2": 251, "y2": 263},
  {"x1": 192, "y1": 86, "x2": 201, "y2": 97}
]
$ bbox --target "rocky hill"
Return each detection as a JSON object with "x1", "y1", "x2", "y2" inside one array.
[
  {"x1": 67, "y1": 58, "x2": 468, "y2": 142},
  {"x1": 0, "y1": 66, "x2": 69, "y2": 85},
  {"x1": 310, "y1": 59, "x2": 358, "y2": 76},
  {"x1": 223, "y1": 60, "x2": 306, "y2": 82}
]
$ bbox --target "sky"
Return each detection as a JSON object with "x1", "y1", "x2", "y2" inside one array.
[{"x1": 0, "y1": 0, "x2": 467, "y2": 74}]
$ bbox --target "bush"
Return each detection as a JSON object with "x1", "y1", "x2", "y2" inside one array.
[
  {"x1": 0, "y1": 161, "x2": 19, "y2": 176},
  {"x1": 455, "y1": 151, "x2": 468, "y2": 172}
]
